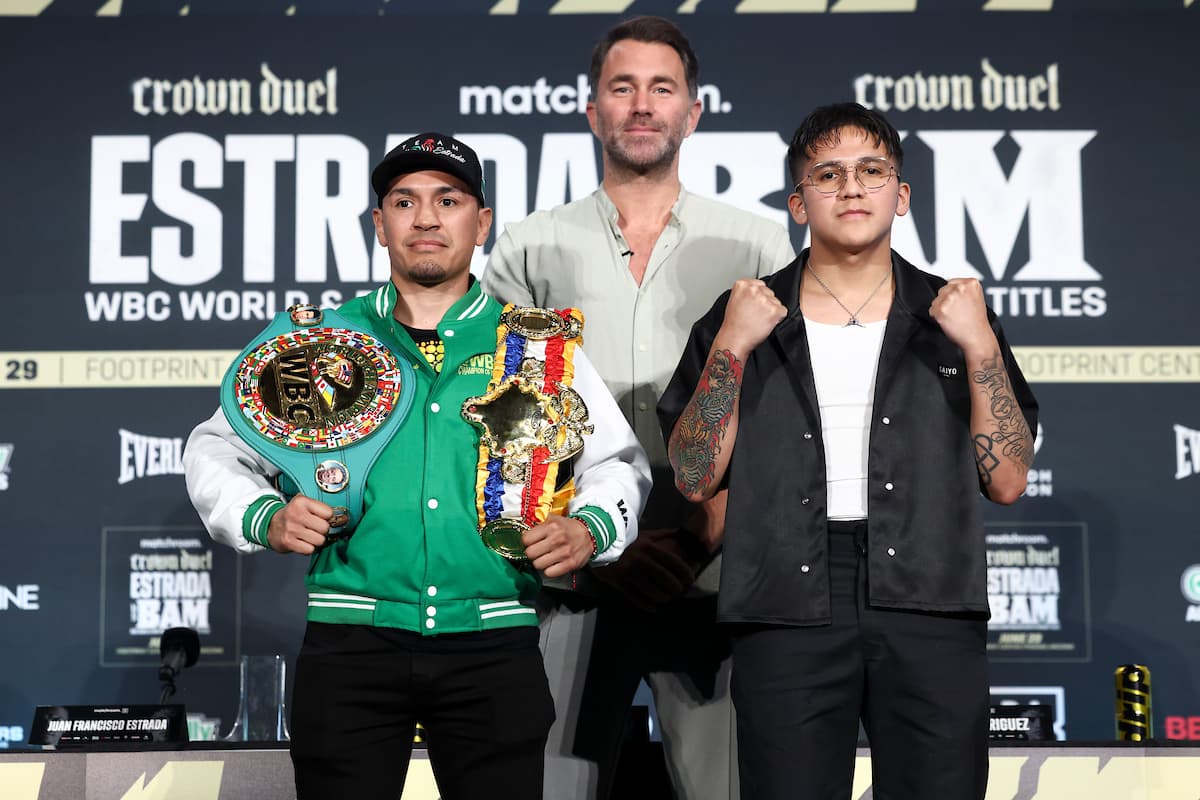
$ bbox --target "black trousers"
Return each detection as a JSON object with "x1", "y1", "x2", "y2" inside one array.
[
  {"x1": 572, "y1": 592, "x2": 730, "y2": 799},
  {"x1": 730, "y1": 521, "x2": 989, "y2": 800},
  {"x1": 290, "y1": 622, "x2": 555, "y2": 800}
]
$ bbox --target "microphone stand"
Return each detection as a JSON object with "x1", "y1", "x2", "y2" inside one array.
[{"x1": 159, "y1": 668, "x2": 177, "y2": 705}]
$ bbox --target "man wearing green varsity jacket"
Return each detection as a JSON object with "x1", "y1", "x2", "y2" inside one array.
[{"x1": 182, "y1": 133, "x2": 649, "y2": 800}]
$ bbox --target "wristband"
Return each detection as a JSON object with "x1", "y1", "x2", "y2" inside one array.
[{"x1": 572, "y1": 516, "x2": 599, "y2": 560}]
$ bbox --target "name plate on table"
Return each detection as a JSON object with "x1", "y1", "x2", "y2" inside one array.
[
  {"x1": 988, "y1": 703, "x2": 1054, "y2": 741},
  {"x1": 29, "y1": 704, "x2": 188, "y2": 748}
]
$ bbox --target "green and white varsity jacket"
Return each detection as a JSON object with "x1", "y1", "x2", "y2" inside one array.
[{"x1": 184, "y1": 280, "x2": 650, "y2": 635}]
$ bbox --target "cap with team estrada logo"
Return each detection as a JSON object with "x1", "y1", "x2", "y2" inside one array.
[{"x1": 371, "y1": 132, "x2": 485, "y2": 207}]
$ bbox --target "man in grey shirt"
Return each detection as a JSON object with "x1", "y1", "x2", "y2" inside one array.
[{"x1": 484, "y1": 16, "x2": 793, "y2": 800}]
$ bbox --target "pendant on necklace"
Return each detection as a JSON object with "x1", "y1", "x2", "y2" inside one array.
[{"x1": 844, "y1": 317, "x2": 863, "y2": 328}]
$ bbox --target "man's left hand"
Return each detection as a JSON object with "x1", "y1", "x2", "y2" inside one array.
[
  {"x1": 687, "y1": 490, "x2": 727, "y2": 551},
  {"x1": 523, "y1": 516, "x2": 593, "y2": 578},
  {"x1": 929, "y1": 278, "x2": 998, "y2": 358}
]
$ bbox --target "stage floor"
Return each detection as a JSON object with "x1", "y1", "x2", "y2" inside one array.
[{"x1": 2, "y1": 742, "x2": 1199, "y2": 799}]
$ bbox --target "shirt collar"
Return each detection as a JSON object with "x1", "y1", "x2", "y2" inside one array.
[
  {"x1": 367, "y1": 275, "x2": 492, "y2": 328},
  {"x1": 594, "y1": 185, "x2": 687, "y2": 246}
]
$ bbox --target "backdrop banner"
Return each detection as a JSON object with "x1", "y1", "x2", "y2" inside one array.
[{"x1": 1, "y1": 3, "x2": 1197, "y2": 748}]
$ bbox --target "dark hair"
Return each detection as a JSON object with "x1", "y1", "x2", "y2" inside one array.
[
  {"x1": 786, "y1": 102, "x2": 904, "y2": 185},
  {"x1": 588, "y1": 16, "x2": 699, "y2": 100}
]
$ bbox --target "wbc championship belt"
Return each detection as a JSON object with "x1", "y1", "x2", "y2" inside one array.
[
  {"x1": 220, "y1": 304, "x2": 416, "y2": 538},
  {"x1": 461, "y1": 306, "x2": 593, "y2": 560}
]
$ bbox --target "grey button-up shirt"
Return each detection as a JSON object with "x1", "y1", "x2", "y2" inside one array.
[{"x1": 484, "y1": 187, "x2": 794, "y2": 592}]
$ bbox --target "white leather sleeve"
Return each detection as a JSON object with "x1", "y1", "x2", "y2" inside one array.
[
  {"x1": 566, "y1": 347, "x2": 651, "y2": 564},
  {"x1": 183, "y1": 408, "x2": 283, "y2": 554}
]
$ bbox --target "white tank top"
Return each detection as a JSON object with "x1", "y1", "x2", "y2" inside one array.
[{"x1": 803, "y1": 317, "x2": 887, "y2": 520}]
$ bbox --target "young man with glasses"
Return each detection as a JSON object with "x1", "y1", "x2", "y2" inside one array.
[{"x1": 660, "y1": 103, "x2": 1038, "y2": 799}]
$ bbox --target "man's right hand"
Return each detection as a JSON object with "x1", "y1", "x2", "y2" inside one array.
[
  {"x1": 266, "y1": 495, "x2": 334, "y2": 555},
  {"x1": 590, "y1": 526, "x2": 712, "y2": 612},
  {"x1": 714, "y1": 278, "x2": 788, "y2": 356},
  {"x1": 590, "y1": 491, "x2": 727, "y2": 612}
]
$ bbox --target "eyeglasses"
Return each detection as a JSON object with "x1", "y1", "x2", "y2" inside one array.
[{"x1": 795, "y1": 157, "x2": 897, "y2": 195}]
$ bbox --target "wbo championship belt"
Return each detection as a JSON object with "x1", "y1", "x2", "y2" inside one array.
[
  {"x1": 220, "y1": 304, "x2": 416, "y2": 538},
  {"x1": 462, "y1": 306, "x2": 593, "y2": 560}
]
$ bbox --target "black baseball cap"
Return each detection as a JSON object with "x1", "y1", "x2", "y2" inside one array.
[{"x1": 370, "y1": 132, "x2": 486, "y2": 207}]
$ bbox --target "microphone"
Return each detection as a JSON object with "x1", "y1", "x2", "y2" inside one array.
[{"x1": 158, "y1": 627, "x2": 200, "y2": 703}]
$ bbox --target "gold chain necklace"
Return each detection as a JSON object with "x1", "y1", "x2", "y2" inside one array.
[{"x1": 807, "y1": 266, "x2": 891, "y2": 327}]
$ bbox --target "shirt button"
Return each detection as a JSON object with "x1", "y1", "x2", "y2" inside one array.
[
  {"x1": 884, "y1": 482, "x2": 894, "y2": 491},
  {"x1": 801, "y1": 497, "x2": 811, "y2": 505},
  {"x1": 882, "y1": 416, "x2": 891, "y2": 425},
  {"x1": 427, "y1": 586, "x2": 438, "y2": 597},
  {"x1": 638, "y1": 402, "x2": 648, "y2": 411},
  {"x1": 638, "y1": 343, "x2": 648, "y2": 352},
  {"x1": 427, "y1": 498, "x2": 439, "y2": 509},
  {"x1": 803, "y1": 432, "x2": 813, "y2": 440},
  {"x1": 425, "y1": 618, "x2": 436, "y2": 630},
  {"x1": 430, "y1": 402, "x2": 441, "y2": 413},
  {"x1": 800, "y1": 564, "x2": 811, "y2": 574},
  {"x1": 443, "y1": 329, "x2": 455, "y2": 337},
  {"x1": 426, "y1": 606, "x2": 437, "y2": 617},
  {"x1": 887, "y1": 547, "x2": 896, "y2": 557}
]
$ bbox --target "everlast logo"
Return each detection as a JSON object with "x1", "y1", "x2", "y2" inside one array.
[
  {"x1": 118, "y1": 430, "x2": 184, "y2": 485},
  {"x1": 0, "y1": 443, "x2": 11, "y2": 491},
  {"x1": 1175, "y1": 424, "x2": 1200, "y2": 480}
]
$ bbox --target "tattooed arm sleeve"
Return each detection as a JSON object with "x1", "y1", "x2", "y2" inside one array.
[
  {"x1": 969, "y1": 349, "x2": 1036, "y2": 504},
  {"x1": 667, "y1": 347, "x2": 746, "y2": 503}
]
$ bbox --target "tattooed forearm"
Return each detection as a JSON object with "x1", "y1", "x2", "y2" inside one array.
[
  {"x1": 971, "y1": 351, "x2": 1034, "y2": 475},
  {"x1": 669, "y1": 349, "x2": 744, "y2": 499},
  {"x1": 974, "y1": 434, "x2": 999, "y2": 485}
]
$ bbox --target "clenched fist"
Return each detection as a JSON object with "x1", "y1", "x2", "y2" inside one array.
[
  {"x1": 267, "y1": 495, "x2": 334, "y2": 555},
  {"x1": 929, "y1": 278, "x2": 998, "y2": 358},
  {"x1": 714, "y1": 278, "x2": 788, "y2": 356},
  {"x1": 522, "y1": 516, "x2": 594, "y2": 578}
]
